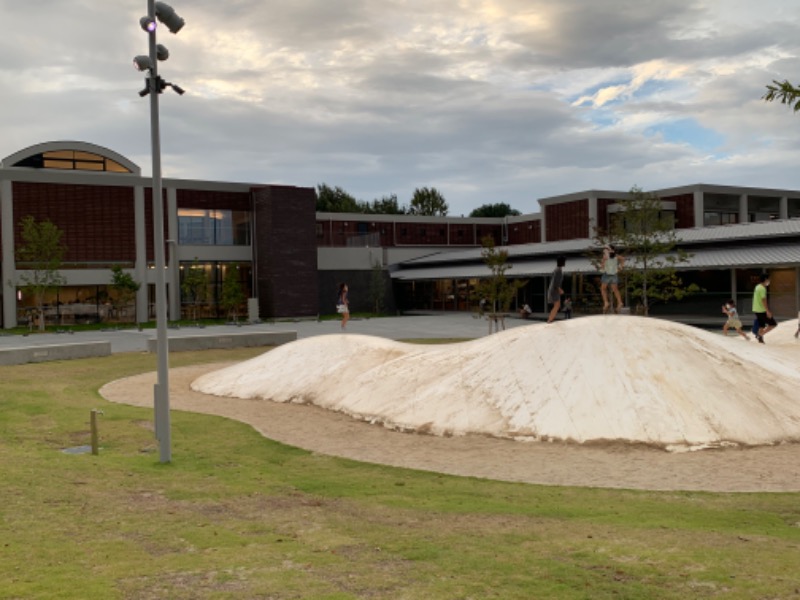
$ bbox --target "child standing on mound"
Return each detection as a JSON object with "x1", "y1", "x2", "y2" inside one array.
[{"x1": 722, "y1": 299, "x2": 749, "y2": 340}]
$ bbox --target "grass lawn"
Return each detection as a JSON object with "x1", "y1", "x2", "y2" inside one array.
[{"x1": 1, "y1": 348, "x2": 800, "y2": 599}]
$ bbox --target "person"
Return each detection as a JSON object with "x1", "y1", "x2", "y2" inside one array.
[
  {"x1": 562, "y1": 297, "x2": 573, "y2": 319},
  {"x1": 600, "y1": 245, "x2": 625, "y2": 314},
  {"x1": 518, "y1": 303, "x2": 532, "y2": 319},
  {"x1": 336, "y1": 283, "x2": 350, "y2": 330},
  {"x1": 751, "y1": 273, "x2": 777, "y2": 344},
  {"x1": 546, "y1": 256, "x2": 566, "y2": 323},
  {"x1": 721, "y1": 299, "x2": 749, "y2": 340}
]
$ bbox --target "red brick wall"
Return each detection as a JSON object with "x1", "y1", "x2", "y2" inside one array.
[
  {"x1": 13, "y1": 181, "x2": 136, "y2": 264},
  {"x1": 663, "y1": 193, "x2": 695, "y2": 228},
  {"x1": 544, "y1": 199, "x2": 589, "y2": 241},
  {"x1": 507, "y1": 219, "x2": 541, "y2": 244}
]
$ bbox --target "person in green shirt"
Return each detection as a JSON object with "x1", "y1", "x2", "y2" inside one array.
[{"x1": 751, "y1": 274, "x2": 777, "y2": 343}]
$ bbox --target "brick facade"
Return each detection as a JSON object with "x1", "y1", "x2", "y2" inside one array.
[
  {"x1": 253, "y1": 185, "x2": 319, "y2": 317},
  {"x1": 13, "y1": 181, "x2": 136, "y2": 264},
  {"x1": 544, "y1": 199, "x2": 589, "y2": 241}
]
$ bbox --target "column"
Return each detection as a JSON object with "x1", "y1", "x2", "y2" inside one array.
[
  {"x1": 1, "y1": 179, "x2": 17, "y2": 328},
  {"x1": 739, "y1": 194, "x2": 748, "y2": 224},
  {"x1": 780, "y1": 196, "x2": 788, "y2": 220},
  {"x1": 134, "y1": 184, "x2": 147, "y2": 323},
  {"x1": 693, "y1": 190, "x2": 704, "y2": 228},
  {"x1": 166, "y1": 187, "x2": 180, "y2": 321}
]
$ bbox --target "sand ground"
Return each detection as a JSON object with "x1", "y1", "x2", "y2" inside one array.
[{"x1": 100, "y1": 363, "x2": 800, "y2": 493}]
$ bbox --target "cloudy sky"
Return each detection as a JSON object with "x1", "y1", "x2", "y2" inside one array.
[{"x1": 1, "y1": 1, "x2": 798, "y2": 215}]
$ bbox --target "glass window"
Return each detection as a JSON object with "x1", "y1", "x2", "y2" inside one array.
[{"x1": 178, "y1": 208, "x2": 251, "y2": 245}]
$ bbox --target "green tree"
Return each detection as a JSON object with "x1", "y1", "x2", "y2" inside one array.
[
  {"x1": 409, "y1": 187, "x2": 448, "y2": 216},
  {"x1": 469, "y1": 203, "x2": 521, "y2": 218},
  {"x1": 220, "y1": 263, "x2": 246, "y2": 322},
  {"x1": 368, "y1": 259, "x2": 386, "y2": 314},
  {"x1": 763, "y1": 79, "x2": 800, "y2": 112},
  {"x1": 316, "y1": 184, "x2": 361, "y2": 213},
  {"x1": 180, "y1": 259, "x2": 209, "y2": 322},
  {"x1": 109, "y1": 265, "x2": 141, "y2": 323},
  {"x1": 472, "y1": 236, "x2": 526, "y2": 330},
  {"x1": 592, "y1": 186, "x2": 699, "y2": 316},
  {"x1": 365, "y1": 194, "x2": 407, "y2": 215},
  {"x1": 17, "y1": 216, "x2": 66, "y2": 331}
]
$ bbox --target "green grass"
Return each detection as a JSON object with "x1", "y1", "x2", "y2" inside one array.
[{"x1": 2, "y1": 349, "x2": 800, "y2": 599}]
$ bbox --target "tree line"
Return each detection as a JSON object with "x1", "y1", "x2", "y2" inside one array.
[{"x1": 316, "y1": 183, "x2": 521, "y2": 218}]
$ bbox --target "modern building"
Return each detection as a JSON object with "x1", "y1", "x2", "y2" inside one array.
[
  {"x1": 2, "y1": 140, "x2": 799, "y2": 328},
  {"x1": 0, "y1": 141, "x2": 318, "y2": 328}
]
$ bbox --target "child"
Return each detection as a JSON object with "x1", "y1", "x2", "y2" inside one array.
[{"x1": 722, "y1": 299, "x2": 748, "y2": 340}]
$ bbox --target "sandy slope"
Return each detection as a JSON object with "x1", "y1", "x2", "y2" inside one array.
[{"x1": 192, "y1": 316, "x2": 800, "y2": 451}]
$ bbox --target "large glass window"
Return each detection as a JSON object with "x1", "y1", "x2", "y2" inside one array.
[
  {"x1": 177, "y1": 261, "x2": 252, "y2": 319},
  {"x1": 13, "y1": 150, "x2": 131, "y2": 173},
  {"x1": 178, "y1": 209, "x2": 251, "y2": 245}
]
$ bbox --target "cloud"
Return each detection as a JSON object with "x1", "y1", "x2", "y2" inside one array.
[{"x1": 0, "y1": 0, "x2": 799, "y2": 215}]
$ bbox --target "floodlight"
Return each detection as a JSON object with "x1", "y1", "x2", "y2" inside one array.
[
  {"x1": 133, "y1": 55, "x2": 154, "y2": 71},
  {"x1": 140, "y1": 15, "x2": 157, "y2": 32},
  {"x1": 170, "y1": 82, "x2": 185, "y2": 95},
  {"x1": 155, "y1": 2, "x2": 185, "y2": 34},
  {"x1": 156, "y1": 44, "x2": 169, "y2": 61}
]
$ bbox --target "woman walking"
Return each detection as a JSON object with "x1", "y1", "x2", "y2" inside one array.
[{"x1": 337, "y1": 283, "x2": 350, "y2": 330}]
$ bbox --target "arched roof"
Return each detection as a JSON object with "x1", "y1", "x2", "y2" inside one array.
[{"x1": 1, "y1": 141, "x2": 140, "y2": 175}]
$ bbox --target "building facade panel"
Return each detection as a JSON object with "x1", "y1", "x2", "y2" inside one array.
[
  {"x1": 253, "y1": 185, "x2": 318, "y2": 318},
  {"x1": 544, "y1": 199, "x2": 589, "y2": 241},
  {"x1": 13, "y1": 181, "x2": 136, "y2": 263}
]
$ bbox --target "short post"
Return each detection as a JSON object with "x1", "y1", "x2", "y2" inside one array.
[{"x1": 90, "y1": 409, "x2": 102, "y2": 455}]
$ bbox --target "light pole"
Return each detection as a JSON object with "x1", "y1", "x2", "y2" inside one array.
[{"x1": 134, "y1": 1, "x2": 185, "y2": 463}]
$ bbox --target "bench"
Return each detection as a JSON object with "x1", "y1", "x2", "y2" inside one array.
[
  {"x1": 0, "y1": 341, "x2": 112, "y2": 366},
  {"x1": 146, "y1": 331, "x2": 297, "y2": 353}
]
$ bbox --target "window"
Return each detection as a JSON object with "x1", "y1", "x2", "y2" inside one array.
[
  {"x1": 14, "y1": 150, "x2": 132, "y2": 173},
  {"x1": 178, "y1": 209, "x2": 251, "y2": 245}
]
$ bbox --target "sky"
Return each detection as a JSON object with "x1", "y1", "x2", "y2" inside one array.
[{"x1": 1, "y1": 1, "x2": 799, "y2": 216}]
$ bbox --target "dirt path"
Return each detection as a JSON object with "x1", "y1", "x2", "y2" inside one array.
[{"x1": 100, "y1": 363, "x2": 800, "y2": 493}]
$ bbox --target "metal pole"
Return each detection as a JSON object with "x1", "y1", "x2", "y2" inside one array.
[{"x1": 147, "y1": 0, "x2": 171, "y2": 463}]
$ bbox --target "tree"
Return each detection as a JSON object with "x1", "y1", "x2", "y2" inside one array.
[
  {"x1": 180, "y1": 259, "x2": 209, "y2": 322},
  {"x1": 365, "y1": 194, "x2": 407, "y2": 215},
  {"x1": 368, "y1": 259, "x2": 386, "y2": 314},
  {"x1": 109, "y1": 265, "x2": 140, "y2": 322},
  {"x1": 316, "y1": 184, "x2": 361, "y2": 213},
  {"x1": 17, "y1": 216, "x2": 66, "y2": 331},
  {"x1": 220, "y1": 263, "x2": 246, "y2": 322},
  {"x1": 763, "y1": 79, "x2": 800, "y2": 112},
  {"x1": 591, "y1": 186, "x2": 699, "y2": 316},
  {"x1": 409, "y1": 187, "x2": 448, "y2": 216},
  {"x1": 472, "y1": 236, "x2": 526, "y2": 331},
  {"x1": 469, "y1": 203, "x2": 521, "y2": 218}
]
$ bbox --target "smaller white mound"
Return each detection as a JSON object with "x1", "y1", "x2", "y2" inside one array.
[{"x1": 191, "y1": 318, "x2": 800, "y2": 450}]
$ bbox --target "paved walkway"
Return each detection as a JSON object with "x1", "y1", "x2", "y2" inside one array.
[{"x1": 0, "y1": 314, "x2": 534, "y2": 354}]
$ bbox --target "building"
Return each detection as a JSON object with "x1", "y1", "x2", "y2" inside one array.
[
  {"x1": 0, "y1": 141, "x2": 318, "y2": 328},
  {"x1": 320, "y1": 185, "x2": 800, "y2": 318},
  {"x1": 3, "y1": 140, "x2": 799, "y2": 327}
]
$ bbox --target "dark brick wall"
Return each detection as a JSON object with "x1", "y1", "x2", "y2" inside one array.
[
  {"x1": 507, "y1": 219, "x2": 541, "y2": 244},
  {"x1": 13, "y1": 181, "x2": 136, "y2": 264},
  {"x1": 596, "y1": 198, "x2": 616, "y2": 234},
  {"x1": 253, "y1": 185, "x2": 318, "y2": 317},
  {"x1": 177, "y1": 189, "x2": 250, "y2": 211},
  {"x1": 318, "y1": 270, "x2": 397, "y2": 315},
  {"x1": 545, "y1": 199, "x2": 589, "y2": 241},
  {"x1": 663, "y1": 193, "x2": 696, "y2": 228}
]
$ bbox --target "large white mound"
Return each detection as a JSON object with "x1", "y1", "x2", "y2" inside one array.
[{"x1": 191, "y1": 317, "x2": 800, "y2": 450}]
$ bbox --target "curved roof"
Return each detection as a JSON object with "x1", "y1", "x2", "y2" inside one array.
[{"x1": 1, "y1": 141, "x2": 140, "y2": 175}]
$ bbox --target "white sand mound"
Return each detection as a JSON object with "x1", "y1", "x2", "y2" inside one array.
[{"x1": 191, "y1": 317, "x2": 800, "y2": 450}]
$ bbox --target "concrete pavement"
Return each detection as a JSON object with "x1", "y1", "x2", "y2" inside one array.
[{"x1": 0, "y1": 314, "x2": 535, "y2": 355}]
